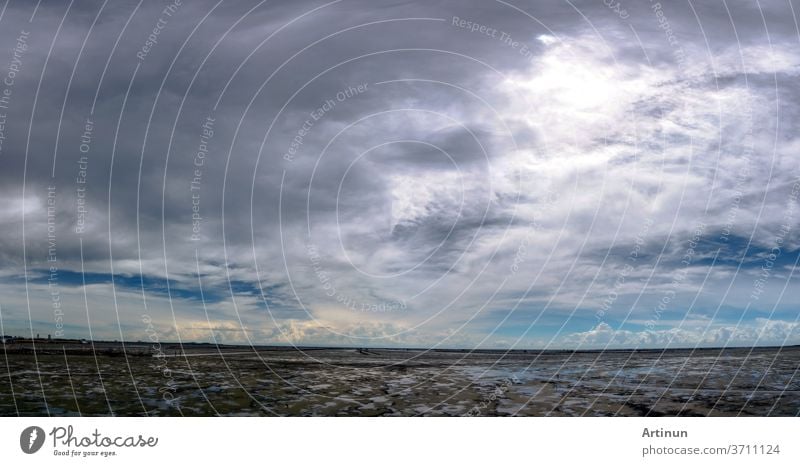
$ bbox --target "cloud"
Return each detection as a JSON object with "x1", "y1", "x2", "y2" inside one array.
[
  {"x1": 0, "y1": 0, "x2": 798, "y2": 348},
  {"x1": 563, "y1": 318, "x2": 800, "y2": 349}
]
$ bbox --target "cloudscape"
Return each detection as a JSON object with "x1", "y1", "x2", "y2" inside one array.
[{"x1": 0, "y1": 0, "x2": 798, "y2": 352}]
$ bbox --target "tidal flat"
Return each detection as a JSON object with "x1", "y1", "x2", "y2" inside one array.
[{"x1": 1, "y1": 345, "x2": 798, "y2": 416}]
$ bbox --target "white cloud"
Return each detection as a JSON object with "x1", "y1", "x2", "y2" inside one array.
[{"x1": 563, "y1": 318, "x2": 800, "y2": 349}]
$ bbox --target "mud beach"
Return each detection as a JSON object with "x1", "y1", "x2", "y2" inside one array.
[{"x1": 1, "y1": 342, "x2": 798, "y2": 416}]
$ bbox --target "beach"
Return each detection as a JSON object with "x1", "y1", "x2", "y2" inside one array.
[{"x1": 1, "y1": 343, "x2": 798, "y2": 416}]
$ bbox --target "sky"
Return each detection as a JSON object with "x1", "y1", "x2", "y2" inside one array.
[{"x1": 0, "y1": 0, "x2": 798, "y2": 349}]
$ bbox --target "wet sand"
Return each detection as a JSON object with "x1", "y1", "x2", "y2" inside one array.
[{"x1": 1, "y1": 345, "x2": 798, "y2": 416}]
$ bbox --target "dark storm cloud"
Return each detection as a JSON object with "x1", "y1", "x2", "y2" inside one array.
[{"x1": 0, "y1": 0, "x2": 798, "y2": 347}]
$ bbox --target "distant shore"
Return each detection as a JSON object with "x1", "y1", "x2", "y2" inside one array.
[{"x1": 2, "y1": 336, "x2": 797, "y2": 358}]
